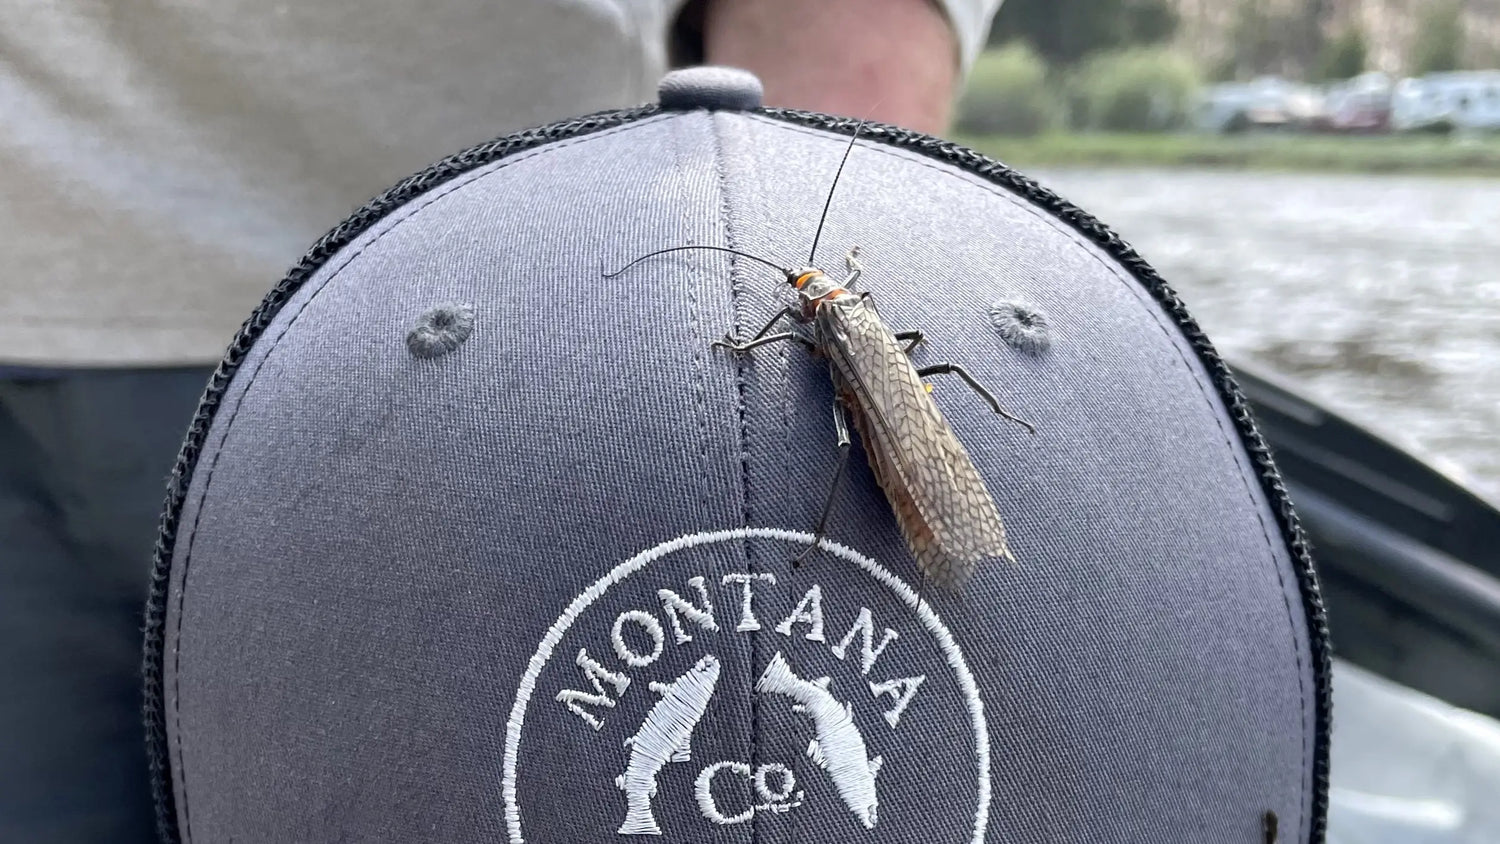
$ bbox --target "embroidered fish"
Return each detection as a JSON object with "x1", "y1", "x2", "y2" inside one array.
[
  {"x1": 756, "y1": 651, "x2": 882, "y2": 829},
  {"x1": 615, "y1": 654, "x2": 721, "y2": 835}
]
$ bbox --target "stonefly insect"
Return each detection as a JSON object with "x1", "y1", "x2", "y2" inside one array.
[{"x1": 603, "y1": 121, "x2": 1033, "y2": 588}]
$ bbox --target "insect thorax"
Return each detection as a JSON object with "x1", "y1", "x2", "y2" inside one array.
[{"x1": 795, "y1": 271, "x2": 849, "y2": 317}]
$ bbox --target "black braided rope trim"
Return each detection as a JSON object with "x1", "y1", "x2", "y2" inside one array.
[{"x1": 142, "y1": 103, "x2": 1331, "y2": 844}]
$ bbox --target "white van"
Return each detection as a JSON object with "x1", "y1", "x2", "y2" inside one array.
[{"x1": 1392, "y1": 71, "x2": 1500, "y2": 131}]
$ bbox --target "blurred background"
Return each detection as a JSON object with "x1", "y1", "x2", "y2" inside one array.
[
  {"x1": 960, "y1": 4, "x2": 1500, "y2": 840},
  {"x1": 960, "y1": 0, "x2": 1499, "y2": 501}
]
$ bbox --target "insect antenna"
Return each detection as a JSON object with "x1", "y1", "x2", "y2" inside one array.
[
  {"x1": 601, "y1": 245, "x2": 789, "y2": 279},
  {"x1": 807, "y1": 117, "x2": 869, "y2": 267}
]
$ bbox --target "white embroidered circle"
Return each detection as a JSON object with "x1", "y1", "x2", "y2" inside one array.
[{"x1": 501, "y1": 527, "x2": 991, "y2": 843}]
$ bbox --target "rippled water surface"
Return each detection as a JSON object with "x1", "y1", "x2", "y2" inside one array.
[{"x1": 1031, "y1": 168, "x2": 1500, "y2": 498}]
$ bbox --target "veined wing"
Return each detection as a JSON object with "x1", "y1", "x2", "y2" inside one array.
[{"x1": 818, "y1": 297, "x2": 1014, "y2": 586}]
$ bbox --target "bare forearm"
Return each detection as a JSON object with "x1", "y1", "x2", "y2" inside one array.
[{"x1": 700, "y1": 0, "x2": 961, "y2": 134}]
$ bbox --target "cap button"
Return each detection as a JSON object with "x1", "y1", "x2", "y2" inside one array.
[{"x1": 658, "y1": 66, "x2": 763, "y2": 112}]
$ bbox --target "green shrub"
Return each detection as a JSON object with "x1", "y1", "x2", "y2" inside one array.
[
  {"x1": 956, "y1": 43, "x2": 1059, "y2": 136},
  {"x1": 1070, "y1": 48, "x2": 1202, "y2": 131}
]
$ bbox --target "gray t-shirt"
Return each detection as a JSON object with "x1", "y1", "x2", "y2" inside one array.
[{"x1": 0, "y1": 0, "x2": 997, "y2": 366}]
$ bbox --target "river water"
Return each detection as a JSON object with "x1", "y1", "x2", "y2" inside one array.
[{"x1": 1031, "y1": 168, "x2": 1500, "y2": 499}]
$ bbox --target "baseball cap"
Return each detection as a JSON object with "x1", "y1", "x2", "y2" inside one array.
[{"x1": 142, "y1": 67, "x2": 1331, "y2": 843}]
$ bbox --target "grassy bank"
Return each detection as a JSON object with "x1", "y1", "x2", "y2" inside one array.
[{"x1": 956, "y1": 132, "x2": 1500, "y2": 175}]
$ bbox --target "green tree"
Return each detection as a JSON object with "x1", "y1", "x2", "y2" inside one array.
[
  {"x1": 987, "y1": 0, "x2": 1179, "y2": 68},
  {"x1": 1316, "y1": 26, "x2": 1368, "y2": 81},
  {"x1": 1227, "y1": 0, "x2": 1305, "y2": 78},
  {"x1": 956, "y1": 43, "x2": 1060, "y2": 136},
  {"x1": 1411, "y1": 2, "x2": 1466, "y2": 75},
  {"x1": 1123, "y1": 1, "x2": 1179, "y2": 45}
]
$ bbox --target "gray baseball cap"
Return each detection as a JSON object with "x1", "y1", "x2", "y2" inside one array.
[{"x1": 143, "y1": 67, "x2": 1330, "y2": 843}]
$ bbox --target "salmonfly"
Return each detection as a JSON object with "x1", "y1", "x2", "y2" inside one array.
[{"x1": 603, "y1": 120, "x2": 1033, "y2": 588}]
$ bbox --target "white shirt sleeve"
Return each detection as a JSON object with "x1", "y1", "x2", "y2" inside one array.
[
  {"x1": 626, "y1": 0, "x2": 1004, "y2": 79},
  {"x1": 938, "y1": 0, "x2": 1006, "y2": 73}
]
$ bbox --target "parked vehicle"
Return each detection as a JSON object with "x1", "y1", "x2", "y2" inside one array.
[
  {"x1": 1193, "y1": 76, "x2": 1324, "y2": 133},
  {"x1": 1316, "y1": 72, "x2": 1394, "y2": 134},
  {"x1": 1392, "y1": 71, "x2": 1500, "y2": 132}
]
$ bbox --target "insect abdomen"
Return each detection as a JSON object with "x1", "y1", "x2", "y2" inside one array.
[{"x1": 822, "y1": 301, "x2": 1014, "y2": 587}]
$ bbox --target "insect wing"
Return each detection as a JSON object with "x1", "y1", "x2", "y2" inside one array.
[{"x1": 818, "y1": 298, "x2": 1014, "y2": 586}]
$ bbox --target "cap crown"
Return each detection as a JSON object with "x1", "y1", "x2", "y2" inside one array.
[{"x1": 145, "y1": 100, "x2": 1330, "y2": 844}]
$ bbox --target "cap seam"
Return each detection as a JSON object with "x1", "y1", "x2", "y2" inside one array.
[
  {"x1": 666, "y1": 114, "x2": 714, "y2": 518},
  {"x1": 706, "y1": 110, "x2": 762, "y2": 844}
]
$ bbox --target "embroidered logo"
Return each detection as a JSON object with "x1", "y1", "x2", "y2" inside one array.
[{"x1": 502, "y1": 527, "x2": 990, "y2": 843}]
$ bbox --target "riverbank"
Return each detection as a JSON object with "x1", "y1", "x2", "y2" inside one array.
[{"x1": 957, "y1": 132, "x2": 1500, "y2": 176}]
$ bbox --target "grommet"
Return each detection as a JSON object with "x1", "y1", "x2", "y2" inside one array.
[{"x1": 407, "y1": 303, "x2": 476, "y2": 359}]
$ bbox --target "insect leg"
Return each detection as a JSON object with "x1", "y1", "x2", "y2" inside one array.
[
  {"x1": 892, "y1": 330, "x2": 925, "y2": 354},
  {"x1": 712, "y1": 332, "x2": 812, "y2": 354},
  {"x1": 793, "y1": 395, "x2": 853, "y2": 568},
  {"x1": 843, "y1": 247, "x2": 863, "y2": 289},
  {"x1": 714, "y1": 305, "x2": 795, "y2": 348},
  {"x1": 917, "y1": 362, "x2": 1036, "y2": 433},
  {"x1": 1263, "y1": 811, "x2": 1279, "y2": 844},
  {"x1": 713, "y1": 307, "x2": 816, "y2": 353}
]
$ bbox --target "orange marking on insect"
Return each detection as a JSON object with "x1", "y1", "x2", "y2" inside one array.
[{"x1": 794, "y1": 271, "x2": 820, "y2": 289}]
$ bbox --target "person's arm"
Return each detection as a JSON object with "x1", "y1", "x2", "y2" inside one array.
[{"x1": 683, "y1": 0, "x2": 998, "y2": 134}]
